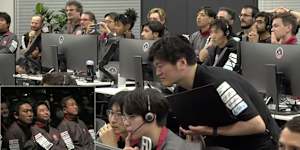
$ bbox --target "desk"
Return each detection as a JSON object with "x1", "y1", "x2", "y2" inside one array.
[
  {"x1": 14, "y1": 74, "x2": 113, "y2": 87},
  {"x1": 271, "y1": 113, "x2": 300, "y2": 121},
  {"x1": 95, "y1": 87, "x2": 137, "y2": 95}
]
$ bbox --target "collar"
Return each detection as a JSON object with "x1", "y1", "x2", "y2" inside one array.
[
  {"x1": 283, "y1": 36, "x2": 297, "y2": 45},
  {"x1": 35, "y1": 121, "x2": 50, "y2": 132},
  {"x1": 0, "y1": 31, "x2": 11, "y2": 36},
  {"x1": 64, "y1": 113, "x2": 78, "y2": 121},
  {"x1": 156, "y1": 127, "x2": 168, "y2": 150},
  {"x1": 200, "y1": 28, "x2": 210, "y2": 37}
]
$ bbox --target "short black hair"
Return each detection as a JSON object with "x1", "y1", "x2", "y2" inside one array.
[
  {"x1": 108, "y1": 91, "x2": 129, "y2": 113},
  {"x1": 82, "y1": 11, "x2": 97, "y2": 24},
  {"x1": 104, "y1": 12, "x2": 118, "y2": 20},
  {"x1": 0, "y1": 12, "x2": 11, "y2": 28},
  {"x1": 197, "y1": 6, "x2": 216, "y2": 18},
  {"x1": 219, "y1": 7, "x2": 236, "y2": 21},
  {"x1": 148, "y1": 35, "x2": 197, "y2": 65},
  {"x1": 242, "y1": 5, "x2": 259, "y2": 17},
  {"x1": 13, "y1": 100, "x2": 31, "y2": 116},
  {"x1": 115, "y1": 8, "x2": 138, "y2": 30},
  {"x1": 285, "y1": 116, "x2": 300, "y2": 133},
  {"x1": 65, "y1": 0, "x2": 83, "y2": 14},
  {"x1": 211, "y1": 19, "x2": 233, "y2": 38},
  {"x1": 142, "y1": 21, "x2": 165, "y2": 37},
  {"x1": 33, "y1": 101, "x2": 49, "y2": 117},
  {"x1": 123, "y1": 89, "x2": 169, "y2": 126},
  {"x1": 255, "y1": 11, "x2": 272, "y2": 30},
  {"x1": 273, "y1": 12, "x2": 298, "y2": 35},
  {"x1": 42, "y1": 72, "x2": 77, "y2": 85}
]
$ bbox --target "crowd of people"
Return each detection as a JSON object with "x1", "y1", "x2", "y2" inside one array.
[{"x1": 1, "y1": 0, "x2": 300, "y2": 149}]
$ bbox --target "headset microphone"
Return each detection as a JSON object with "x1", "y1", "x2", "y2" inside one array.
[{"x1": 131, "y1": 122, "x2": 146, "y2": 134}]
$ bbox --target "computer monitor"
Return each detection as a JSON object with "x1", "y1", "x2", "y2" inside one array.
[
  {"x1": 42, "y1": 33, "x2": 98, "y2": 72},
  {"x1": 240, "y1": 42, "x2": 300, "y2": 96},
  {"x1": 119, "y1": 39, "x2": 156, "y2": 84},
  {"x1": 0, "y1": 54, "x2": 15, "y2": 85}
]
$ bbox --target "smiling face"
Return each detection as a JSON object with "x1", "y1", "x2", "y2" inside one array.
[
  {"x1": 36, "y1": 104, "x2": 50, "y2": 122},
  {"x1": 63, "y1": 98, "x2": 78, "y2": 116}
]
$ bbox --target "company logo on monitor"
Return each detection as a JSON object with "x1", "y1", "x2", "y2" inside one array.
[
  {"x1": 59, "y1": 35, "x2": 64, "y2": 45},
  {"x1": 275, "y1": 47, "x2": 284, "y2": 59},
  {"x1": 143, "y1": 42, "x2": 150, "y2": 52}
]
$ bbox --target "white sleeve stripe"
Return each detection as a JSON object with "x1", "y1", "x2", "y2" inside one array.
[
  {"x1": 216, "y1": 81, "x2": 231, "y2": 96},
  {"x1": 232, "y1": 101, "x2": 248, "y2": 116},
  {"x1": 21, "y1": 35, "x2": 26, "y2": 49},
  {"x1": 221, "y1": 88, "x2": 237, "y2": 104},
  {"x1": 226, "y1": 94, "x2": 243, "y2": 110},
  {"x1": 217, "y1": 81, "x2": 248, "y2": 116}
]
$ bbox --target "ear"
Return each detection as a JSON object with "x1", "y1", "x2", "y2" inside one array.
[
  {"x1": 287, "y1": 24, "x2": 293, "y2": 33},
  {"x1": 153, "y1": 32, "x2": 159, "y2": 38},
  {"x1": 125, "y1": 24, "x2": 131, "y2": 31},
  {"x1": 63, "y1": 107, "x2": 67, "y2": 114},
  {"x1": 176, "y1": 58, "x2": 188, "y2": 70},
  {"x1": 14, "y1": 112, "x2": 18, "y2": 120}
]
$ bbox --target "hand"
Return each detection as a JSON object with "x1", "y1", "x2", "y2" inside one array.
[
  {"x1": 199, "y1": 49, "x2": 209, "y2": 63},
  {"x1": 123, "y1": 133, "x2": 140, "y2": 150},
  {"x1": 87, "y1": 23, "x2": 96, "y2": 33},
  {"x1": 248, "y1": 31, "x2": 259, "y2": 43},
  {"x1": 272, "y1": 7, "x2": 289, "y2": 14},
  {"x1": 16, "y1": 65, "x2": 26, "y2": 74},
  {"x1": 98, "y1": 124, "x2": 118, "y2": 147},
  {"x1": 180, "y1": 125, "x2": 213, "y2": 136},
  {"x1": 271, "y1": 32, "x2": 280, "y2": 44},
  {"x1": 99, "y1": 22, "x2": 111, "y2": 33}
]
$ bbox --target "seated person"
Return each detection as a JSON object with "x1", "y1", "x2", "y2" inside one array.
[
  {"x1": 80, "y1": 11, "x2": 98, "y2": 35},
  {"x1": 279, "y1": 116, "x2": 300, "y2": 150},
  {"x1": 141, "y1": 21, "x2": 165, "y2": 40},
  {"x1": 199, "y1": 19, "x2": 239, "y2": 72},
  {"x1": 122, "y1": 89, "x2": 203, "y2": 150},
  {"x1": 42, "y1": 72, "x2": 77, "y2": 85},
  {"x1": 98, "y1": 91, "x2": 128, "y2": 148}
]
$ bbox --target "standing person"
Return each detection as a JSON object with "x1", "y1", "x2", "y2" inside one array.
[
  {"x1": 30, "y1": 101, "x2": 67, "y2": 149},
  {"x1": 141, "y1": 21, "x2": 165, "y2": 40},
  {"x1": 80, "y1": 11, "x2": 98, "y2": 35},
  {"x1": 148, "y1": 36, "x2": 280, "y2": 150},
  {"x1": 147, "y1": 8, "x2": 169, "y2": 36},
  {"x1": 190, "y1": 7, "x2": 216, "y2": 57},
  {"x1": 237, "y1": 5, "x2": 259, "y2": 41},
  {"x1": 99, "y1": 12, "x2": 118, "y2": 40},
  {"x1": 0, "y1": 12, "x2": 18, "y2": 54},
  {"x1": 6, "y1": 100, "x2": 33, "y2": 149},
  {"x1": 57, "y1": 96, "x2": 94, "y2": 150},
  {"x1": 114, "y1": 8, "x2": 138, "y2": 39},
  {"x1": 16, "y1": 14, "x2": 44, "y2": 74},
  {"x1": 63, "y1": 0, "x2": 83, "y2": 35}
]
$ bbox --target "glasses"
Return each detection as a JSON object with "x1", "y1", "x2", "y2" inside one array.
[
  {"x1": 121, "y1": 114, "x2": 139, "y2": 121},
  {"x1": 239, "y1": 13, "x2": 252, "y2": 18},
  {"x1": 106, "y1": 110, "x2": 122, "y2": 118}
]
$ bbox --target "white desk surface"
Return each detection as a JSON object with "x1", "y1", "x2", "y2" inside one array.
[
  {"x1": 14, "y1": 74, "x2": 113, "y2": 86},
  {"x1": 95, "y1": 87, "x2": 137, "y2": 95},
  {"x1": 271, "y1": 113, "x2": 300, "y2": 121}
]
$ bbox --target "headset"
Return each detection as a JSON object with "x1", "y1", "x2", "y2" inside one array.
[
  {"x1": 144, "y1": 95, "x2": 155, "y2": 123},
  {"x1": 265, "y1": 14, "x2": 272, "y2": 32},
  {"x1": 225, "y1": 24, "x2": 231, "y2": 37}
]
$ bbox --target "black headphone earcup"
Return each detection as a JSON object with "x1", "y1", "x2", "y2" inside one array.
[{"x1": 144, "y1": 112, "x2": 155, "y2": 123}]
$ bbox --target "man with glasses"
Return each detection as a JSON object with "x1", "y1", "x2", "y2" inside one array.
[
  {"x1": 98, "y1": 91, "x2": 128, "y2": 148},
  {"x1": 122, "y1": 89, "x2": 202, "y2": 150},
  {"x1": 237, "y1": 5, "x2": 259, "y2": 41},
  {"x1": 57, "y1": 96, "x2": 94, "y2": 150}
]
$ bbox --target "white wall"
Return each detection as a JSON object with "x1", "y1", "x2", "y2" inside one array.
[{"x1": 0, "y1": 0, "x2": 15, "y2": 32}]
